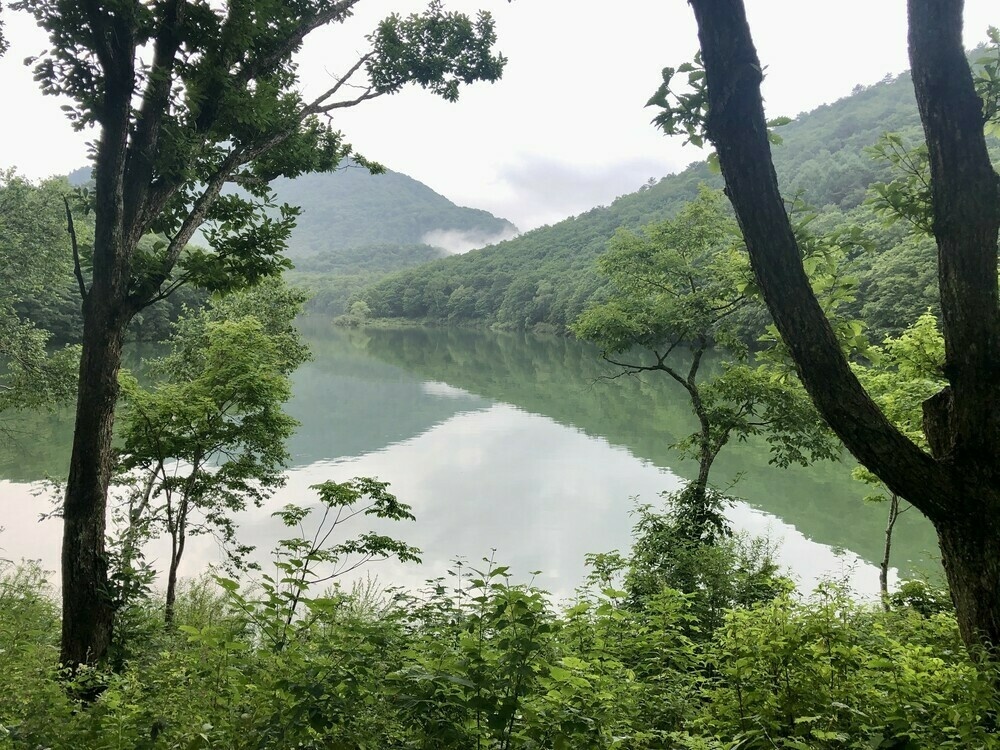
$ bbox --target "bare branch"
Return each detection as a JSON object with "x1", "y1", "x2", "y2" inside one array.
[
  {"x1": 300, "y1": 53, "x2": 373, "y2": 116},
  {"x1": 311, "y1": 88, "x2": 383, "y2": 113},
  {"x1": 64, "y1": 196, "x2": 89, "y2": 300}
]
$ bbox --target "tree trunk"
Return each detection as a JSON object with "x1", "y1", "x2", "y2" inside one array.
[
  {"x1": 164, "y1": 501, "x2": 188, "y2": 626},
  {"x1": 679, "y1": 343, "x2": 725, "y2": 543},
  {"x1": 936, "y1": 513, "x2": 1000, "y2": 659},
  {"x1": 880, "y1": 493, "x2": 901, "y2": 611},
  {"x1": 685, "y1": 0, "x2": 1000, "y2": 659},
  {"x1": 689, "y1": 386, "x2": 714, "y2": 519},
  {"x1": 60, "y1": 297, "x2": 130, "y2": 668}
]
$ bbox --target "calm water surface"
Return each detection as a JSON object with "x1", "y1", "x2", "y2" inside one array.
[{"x1": 0, "y1": 322, "x2": 941, "y2": 598}]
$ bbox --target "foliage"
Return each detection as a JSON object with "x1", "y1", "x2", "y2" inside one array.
[
  {"x1": 573, "y1": 189, "x2": 755, "y2": 355},
  {"x1": 114, "y1": 280, "x2": 308, "y2": 622},
  {"x1": 6, "y1": 168, "x2": 210, "y2": 345},
  {"x1": 976, "y1": 28, "x2": 1000, "y2": 136},
  {"x1": 696, "y1": 585, "x2": 996, "y2": 749},
  {"x1": 290, "y1": 243, "x2": 448, "y2": 316},
  {"x1": 573, "y1": 189, "x2": 838, "y2": 543},
  {"x1": 647, "y1": 51, "x2": 790, "y2": 153},
  {"x1": 849, "y1": 313, "x2": 946, "y2": 601},
  {"x1": 2, "y1": 522, "x2": 998, "y2": 749},
  {"x1": 590, "y1": 495, "x2": 789, "y2": 637},
  {"x1": 0, "y1": 173, "x2": 80, "y2": 417},
  {"x1": 855, "y1": 312, "x2": 945, "y2": 443},
  {"x1": 867, "y1": 133, "x2": 933, "y2": 236},
  {"x1": 223, "y1": 477, "x2": 421, "y2": 651}
]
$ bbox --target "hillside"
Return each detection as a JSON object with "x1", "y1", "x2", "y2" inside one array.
[
  {"x1": 71, "y1": 163, "x2": 516, "y2": 259},
  {"x1": 256, "y1": 165, "x2": 520, "y2": 315},
  {"x1": 357, "y1": 67, "x2": 995, "y2": 337},
  {"x1": 271, "y1": 166, "x2": 517, "y2": 259},
  {"x1": 69, "y1": 162, "x2": 519, "y2": 317}
]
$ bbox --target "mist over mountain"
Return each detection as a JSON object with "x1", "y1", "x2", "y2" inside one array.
[{"x1": 269, "y1": 166, "x2": 518, "y2": 259}]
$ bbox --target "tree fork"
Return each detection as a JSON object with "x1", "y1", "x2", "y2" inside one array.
[{"x1": 685, "y1": 0, "x2": 1000, "y2": 655}]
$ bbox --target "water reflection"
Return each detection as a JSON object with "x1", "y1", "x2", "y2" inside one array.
[{"x1": 0, "y1": 322, "x2": 940, "y2": 596}]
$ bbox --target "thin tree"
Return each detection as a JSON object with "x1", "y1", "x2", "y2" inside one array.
[{"x1": 573, "y1": 188, "x2": 838, "y2": 543}]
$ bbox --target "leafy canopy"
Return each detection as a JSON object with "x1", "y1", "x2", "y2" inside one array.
[
  {"x1": 115, "y1": 280, "x2": 310, "y2": 587},
  {"x1": 11, "y1": 0, "x2": 507, "y2": 304}
]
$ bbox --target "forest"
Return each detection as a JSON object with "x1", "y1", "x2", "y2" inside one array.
[
  {"x1": 2, "y1": 1, "x2": 1000, "y2": 748},
  {"x1": 355, "y1": 64, "x2": 999, "y2": 342}
]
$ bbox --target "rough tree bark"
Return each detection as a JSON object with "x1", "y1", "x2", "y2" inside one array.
[
  {"x1": 686, "y1": 0, "x2": 1000, "y2": 656},
  {"x1": 62, "y1": 293, "x2": 132, "y2": 666}
]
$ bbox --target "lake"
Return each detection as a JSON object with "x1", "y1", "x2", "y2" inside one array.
[{"x1": 0, "y1": 321, "x2": 941, "y2": 599}]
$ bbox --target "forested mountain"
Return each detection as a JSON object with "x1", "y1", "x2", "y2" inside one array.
[
  {"x1": 59, "y1": 162, "x2": 519, "y2": 320},
  {"x1": 70, "y1": 162, "x2": 517, "y2": 260},
  {"x1": 357, "y1": 66, "x2": 997, "y2": 339},
  {"x1": 271, "y1": 167, "x2": 517, "y2": 258}
]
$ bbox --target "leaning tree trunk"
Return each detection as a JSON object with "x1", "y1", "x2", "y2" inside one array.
[
  {"x1": 686, "y1": 0, "x2": 1000, "y2": 659},
  {"x1": 60, "y1": 291, "x2": 131, "y2": 669}
]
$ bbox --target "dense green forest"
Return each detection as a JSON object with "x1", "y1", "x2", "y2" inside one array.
[
  {"x1": 356, "y1": 67, "x2": 997, "y2": 340},
  {"x1": 288, "y1": 243, "x2": 448, "y2": 316},
  {"x1": 6, "y1": 173, "x2": 205, "y2": 344}
]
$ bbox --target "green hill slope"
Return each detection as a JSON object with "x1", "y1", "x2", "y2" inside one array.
[
  {"x1": 357, "y1": 68, "x2": 995, "y2": 337},
  {"x1": 272, "y1": 165, "x2": 518, "y2": 315}
]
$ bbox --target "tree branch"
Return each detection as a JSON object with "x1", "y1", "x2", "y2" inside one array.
[
  {"x1": 124, "y1": 0, "x2": 186, "y2": 229},
  {"x1": 64, "y1": 196, "x2": 89, "y2": 300},
  {"x1": 79, "y1": 0, "x2": 115, "y2": 77},
  {"x1": 235, "y1": 0, "x2": 362, "y2": 87},
  {"x1": 300, "y1": 52, "x2": 373, "y2": 116},
  {"x1": 133, "y1": 98, "x2": 329, "y2": 309}
]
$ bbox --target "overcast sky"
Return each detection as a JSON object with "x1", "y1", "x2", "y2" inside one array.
[{"x1": 0, "y1": 1, "x2": 996, "y2": 230}]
